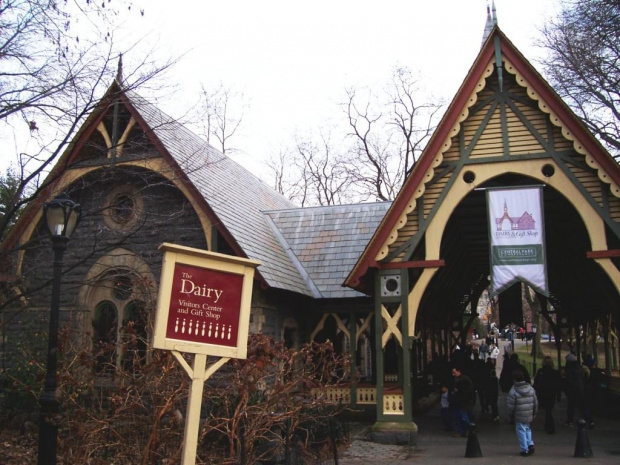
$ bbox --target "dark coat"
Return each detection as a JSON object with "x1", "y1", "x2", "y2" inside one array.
[
  {"x1": 564, "y1": 360, "x2": 585, "y2": 398},
  {"x1": 485, "y1": 372, "x2": 499, "y2": 401},
  {"x1": 452, "y1": 373, "x2": 475, "y2": 412},
  {"x1": 534, "y1": 366, "x2": 561, "y2": 409}
]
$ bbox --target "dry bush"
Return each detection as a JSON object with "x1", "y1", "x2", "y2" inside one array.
[{"x1": 2, "y1": 329, "x2": 351, "y2": 464}]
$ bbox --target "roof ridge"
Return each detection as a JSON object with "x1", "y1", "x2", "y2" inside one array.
[
  {"x1": 263, "y1": 213, "x2": 323, "y2": 299},
  {"x1": 263, "y1": 200, "x2": 393, "y2": 214}
]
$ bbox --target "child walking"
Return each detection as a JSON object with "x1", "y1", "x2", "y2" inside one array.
[
  {"x1": 506, "y1": 369, "x2": 538, "y2": 457},
  {"x1": 440, "y1": 385, "x2": 453, "y2": 431}
]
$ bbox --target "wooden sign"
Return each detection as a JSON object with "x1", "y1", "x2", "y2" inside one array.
[{"x1": 153, "y1": 243, "x2": 260, "y2": 359}]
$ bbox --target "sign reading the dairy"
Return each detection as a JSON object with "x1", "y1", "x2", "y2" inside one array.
[
  {"x1": 153, "y1": 243, "x2": 260, "y2": 358},
  {"x1": 165, "y1": 263, "x2": 243, "y2": 347}
]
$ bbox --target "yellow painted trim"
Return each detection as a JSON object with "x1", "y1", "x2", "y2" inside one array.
[
  {"x1": 407, "y1": 158, "x2": 615, "y2": 336},
  {"x1": 310, "y1": 313, "x2": 350, "y2": 341},
  {"x1": 594, "y1": 259, "x2": 620, "y2": 295},
  {"x1": 116, "y1": 117, "x2": 136, "y2": 157},
  {"x1": 381, "y1": 305, "x2": 402, "y2": 348},
  {"x1": 503, "y1": 58, "x2": 620, "y2": 198},
  {"x1": 77, "y1": 247, "x2": 158, "y2": 305},
  {"x1": 378, "y1": 53, "x2": 619, "y2": 264},
  {"x1": 15, "y1": 158, "x2": 213, "y2": 276},
  {"x1": 310, "y1": 314, "x2": 328, "y2": 342},
  {"x1": 374, "y1": 60, "x2": 495, "y2": 261},
  {"x1": 97, "y1": 117, "x2": 137, "y2": 159},
  {"x1": 356, "y1": 314, "x2": 372, "y2": 343},
  {"x1": 407, "y1": 267, "x2": 438, "y2": 337},
  {"x1": 96, "y1": 122, "x2": 113, "y2": 154}
]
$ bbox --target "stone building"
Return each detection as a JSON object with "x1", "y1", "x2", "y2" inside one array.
[{"x1": 1, "y1": 21, "x2": 619, "y2": 442}]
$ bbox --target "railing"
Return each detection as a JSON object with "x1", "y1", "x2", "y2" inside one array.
[
  {"x1": 311, "y1": 386, "x2": 350, "y2": 404},
  {"x1": 312, "y1": 385, "x2": 405, "y2": 416},
  {"x1": 383, "y1": 394, "x2": 404, "y2": 415},
  {"x1": 356, "y1": 387, "x2": 376, "y2": 404}
]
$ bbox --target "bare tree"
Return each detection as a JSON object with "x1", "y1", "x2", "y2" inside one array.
[
  {"x1": 196, "y1": 82, "x2": 246, "y2": 154},
  {"x1": 267, "y1": 148, "x2": 309, "y2": 205},
  {"x1": 345, "y1": 67, "x2": 443, "y2": 201},
  {"x1": 267, "y1": 66, "x2": 442, "y2": 205},
  {"x1": 0, "y1": 0, "x2": 174, "y2": 241},
  {"x1": 539, "y1": 0, "x2": 620, "y2": 160},
  {"x1": 267, "y1": 130, "x2": 352, "y2": 207}
]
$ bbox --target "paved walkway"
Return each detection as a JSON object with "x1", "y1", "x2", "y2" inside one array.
[
  {"x1": 340, "y1": 395, "x2": 620, "y2": 464},
  {"x1": 339, "y1": 341, "x2": 620, "y2": 464}
]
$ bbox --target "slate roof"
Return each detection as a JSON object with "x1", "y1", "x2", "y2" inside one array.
[
  {"x1": 124, "y1": 90, "x2": 314, "y2": 296},
  {"x1": 265, "y1": 202, "x2": 391, "y2": 298}
]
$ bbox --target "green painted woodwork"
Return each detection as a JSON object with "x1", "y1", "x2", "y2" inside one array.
[{"x1": 383, "y1": 69, "x2": 620, "y2": 264}]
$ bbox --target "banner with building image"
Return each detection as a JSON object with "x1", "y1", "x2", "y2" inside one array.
[{"x1": 486, "y1": 186, "x2": 549, "y2": 297}]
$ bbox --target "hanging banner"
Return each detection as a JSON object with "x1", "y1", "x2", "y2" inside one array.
[{"x1": 486, "y1": 187, "x2": 548, "y2": 297}]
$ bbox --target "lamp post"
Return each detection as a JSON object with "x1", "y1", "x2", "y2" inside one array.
[
  {"x1": 532, "y1": 324, "x2": 538, "y2": 376},
  {"x1": 38, "y1": 198, "x2": 81, "y2": 465}
]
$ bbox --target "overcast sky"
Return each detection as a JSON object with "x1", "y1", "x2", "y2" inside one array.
[
  {"x1": 120, "y1": 0, "x2": 560, "y2": 179},
  {"x1": 2, "y1": 0, "x2": 561, "y2": 180}
]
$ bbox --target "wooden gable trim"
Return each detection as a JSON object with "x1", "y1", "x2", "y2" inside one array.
[
  {"x1": 499, "y1": 42, "x2": 620, "y2": 192},
  {"x1": 344, "y1": 39, "x2": 496, "y2": 290},
  {"x1": 345, "y1": 27, "x2": 620, "y2": 292},
  {"x1": 0, "y1": 90, "x2": 118, "y2": 254},
  {"x1": 1, "y1": 85, "x2": 270, "y2": 289}
]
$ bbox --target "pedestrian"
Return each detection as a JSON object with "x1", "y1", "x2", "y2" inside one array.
[
  {"x1": 507, "y1": 369, "x2": 538, "y2": 457},
  {"x1": 564, "y1": 352, "x2": 585, "y2": 427},
  {"x1": 440, "y1": 385, "x2": 453, "y2": 431},
  {"x1": 472, "y1": 350, "x2": 487, "y2": 412},
  {"x1": 451, "y1": 366, "x2": 475, "y2": 438},
  {"x1": 583, "y1": 355, "x2": 601, "y2": 428},
  {"x1": 489, "y1": 343, "x2": 500, "y2": 366},
  {"x1": 581, "y1": 357, "x2": 595, "y2": 428},
  {"x1": 484, "y1": 358, "x2": 500, "y2": 421},
  {"x1": 479, "y1": 339, "x2": 489, "y2": 361},
  {"x1": 533, "y1": 355, "x2": 561, "y2": 433},
  {"x1": 501, "y1": 353, "x2": 530, "y2": 393}
]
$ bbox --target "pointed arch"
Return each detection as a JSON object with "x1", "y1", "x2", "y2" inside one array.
[
  {"x1": 77, "y1": 248, "x2": 157, "y2": 374},
  {"x1": 407, "y1": 158, "x2": 619, "y2": 337}
]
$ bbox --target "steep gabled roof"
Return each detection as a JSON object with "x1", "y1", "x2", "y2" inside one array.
[
  {"x1": 345, "y1": 26, "x2": 620, "y2": 292},
  {"x1": 120, "y1": 90, "x2": 314, "y2": 296},
  {"x1": 265, "y1": 202, "x2": 391, "y2": 298},
  {"x1": 2, "y1": 82, "x2": 314, "y2": 296}
]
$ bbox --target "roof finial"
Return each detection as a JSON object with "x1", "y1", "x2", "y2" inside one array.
[
  {"x1": 481, "y1": 1, "x2": 494, "y2": 47},
  {"x1": 115, "y1": 53, "x2": 123, "y2": 85},
  {"x1": 492, "y1": 0, "x2": 498, "y2": 27}
]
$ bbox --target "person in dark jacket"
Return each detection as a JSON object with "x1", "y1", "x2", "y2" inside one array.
[
  {"x1": 533, "y1": 356, "x2": 562, "y2": 433},
  {"x1": 582, "y1": 356, "x2": 596, "y2": 428},
  {"x1": 484, "y1": 358, "x2": 500, "y2": 421},
  {"x1": 500, "y1": 353, "x2": 530, "y2": 392},
  {"x1": 451, "y1": 366, "x2": 475, "y2": 438},
  {"x1": 564, "y1": 352, "x2": 585, "y2": 426},
  {"x1": 472, "y1": 350, "x2": 487, "y2": 412},
  {"x1": 507, "y1": 369, "x2": 538, "y2": 457}
]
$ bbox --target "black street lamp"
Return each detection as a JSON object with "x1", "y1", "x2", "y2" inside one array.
[{"x1": 38, "y1": 198, "x2": 81, "y2": 465}]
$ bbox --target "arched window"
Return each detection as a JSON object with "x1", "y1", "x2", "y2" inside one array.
[
  {"x1": 80, "y1": 251, "x2": 157, "y2": 382},
  {"x1": 92, "y1": 301, "x2": 118, "y2": 374},
  {"x1": 121, "y1": 300, "x2": 148, "y2": 372}
]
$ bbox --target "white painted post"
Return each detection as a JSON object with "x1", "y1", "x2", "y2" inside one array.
[
  {"x1": 173, "y1": 351, "x2": 230, "y2": 465},
  {"x1": 182, "y1": 353, "x2": 207, "y2": 465}
]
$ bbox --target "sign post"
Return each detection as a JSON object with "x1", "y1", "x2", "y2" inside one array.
[{"x1": 153, "y1": 243, "x2": 260, "y2": 465}]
